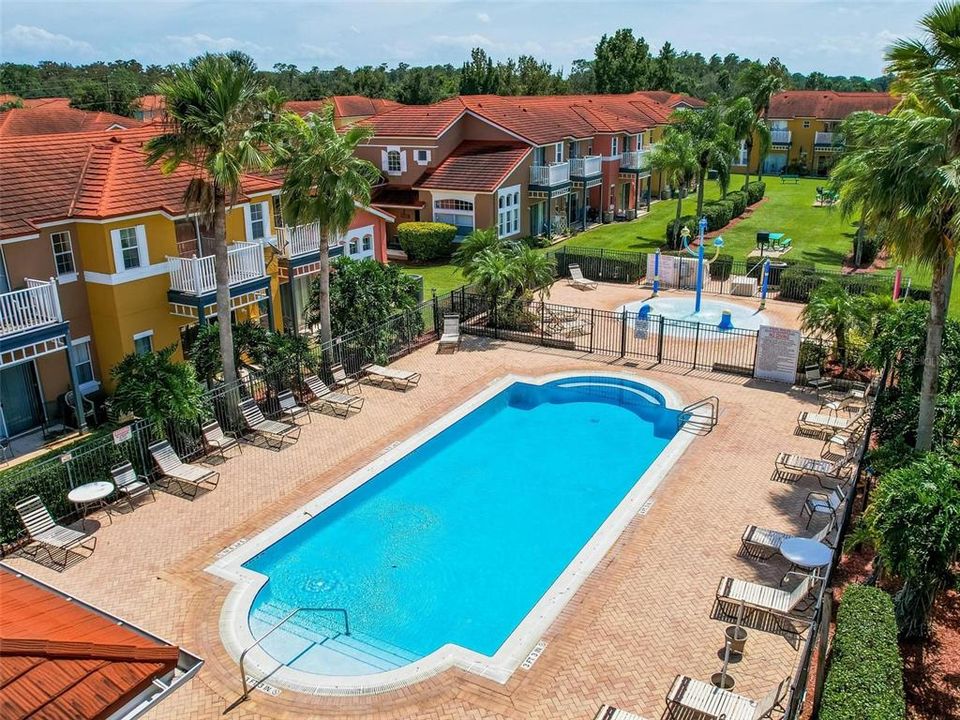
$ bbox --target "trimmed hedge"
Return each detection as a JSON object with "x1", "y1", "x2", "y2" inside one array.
[
  {"x1": 820, "y1": 585, "x2": 905, "y2": 720},
  {"x1": 745, "y1": 180, "x2": 766, "y2": 205},
  {"x1": 726, "y1": 190, "x2": 748, "y2": 218},
  {"x1": 710, "y1": 253, "x2": 734, "y2": 281},
  {"x1": 665, "y1": 215, "x2": 699, "y2": 245},
  {"x1": 397, "y1": 222, "x2": 457, "y2": 261}
]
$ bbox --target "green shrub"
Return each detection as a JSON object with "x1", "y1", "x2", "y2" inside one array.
[
  {"x1": 702, "y1": 200, "x2": 734, "y2": 231},
  {"x1": 709, "y1": 253, "x2": 734, "y2": 281},
  {"x1": 665, "y1": 215, "x2": 698, "y2": 245},
  {"x1": 726, "y1": 190, "x2": 748, "y2": 218},
  {"x1": 853, "y1": 231, "x2": 882, "y2": 266},
  {"x1": 745, "y1": 180, "x2": 766, "y2": 204},
  {"x1": 779, "y1": 262, "x2": 821, "y2": 302},
  {"x1": 820, "y1": 585, "x2": 905, "y2": 720},
  {"x1": 520, "y1": 235, "x2": 551, "y2": 249},
  {"x1": 397, "y1": 222, "x2": 457, "y2": 261}
]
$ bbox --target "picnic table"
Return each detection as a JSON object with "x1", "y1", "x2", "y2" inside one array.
[{"x1": 781, "y1": 174, "x2": 800, "y2": 184}]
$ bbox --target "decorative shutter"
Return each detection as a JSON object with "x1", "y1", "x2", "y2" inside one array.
[
  {"x1": 381, "y1": 149, "x2": 389, "y2": 171},
  {"x1": 399, "y1": 151, "x2": 407, "y2": 173},
  {"x1": 109, "y1": 229, "x2": 123, "y2": 272},
  {"x1": 135, "y1": 225, "x2": 148, "y2": 267}
]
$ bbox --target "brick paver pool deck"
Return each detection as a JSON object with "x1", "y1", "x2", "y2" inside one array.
[{"x1": 3, "y1": 285, "x2": 822, "y2": 720}]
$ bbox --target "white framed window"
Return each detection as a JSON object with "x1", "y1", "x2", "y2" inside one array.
[
  {"x1": 246, "y1": 201, "x2": 268, "y2": 242},
  {"x1": 111, "y1": 225, "x2": 147, "y2": 272},
  {"x1": 497, "y1": 185, "x2": 521, "y2": 239},
  {"x1": 802, "y1": 120, "x2": 811, "y2": 129},
  {"x1": 610, "y1": 136, "x2": 619, "y2": 156},
  {"x1": 554, "y1": 143, "x2": 563, "y2": 163},
  {"x1": 133, "y1": 330, "x2": 154, "y2": 355},
  {"x1": 433, "y1": 197, "x2": 474, "y2": 238},
  {"x1": 349, "y1": 237, "x2": 358, "y2": 254},
  {"x1": 362, "y1": 234, "x2": 372, "y2": 252},
  {"x1": 50, "y1": 231, "x2": 76, "y2": 279},
  {"x1": 382, "y1": 147, "x2": 406, "y2": 175},
  {"x1": 72, "y1": 338, "x2": 95, "y2": 385},
  {"x1": 734, "y1": 140, "x2": 749, "y2": 167},
  {"x1": 415, "y1": 149, "x2": 431, "y2": 165},
  {"x1": 637, "y1": 132, "x2": 645, "y2": 149}
]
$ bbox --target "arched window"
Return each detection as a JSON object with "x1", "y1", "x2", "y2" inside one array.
[
  {"x1": 386, "y1": 150, "x2": 402, "y2": 174},
  {"x1": 362, "y1": 234, "x2": 372, "y2": 252},
  {"x1": 349, "y1": 237, "x2": 358, "y2": 254}
]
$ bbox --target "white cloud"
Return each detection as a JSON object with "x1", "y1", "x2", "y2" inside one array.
[
  {"x1": 3, "y1": 25, "x2": 93, "y2": 55},
  {"x1": 431, "y1": 33, "x2": 496, "y2": 50},
  {"x1": 299, "y1": 43, "x2": 340, "y2": 60},
  {"x1": 349, "y1": 26, "x2": 361, "y2": 35},
  {"x1": 165, "y1": 33, "x2": 267, "y2": 55},
  {"x1": 476, "y1": 12, "x2": 490, "y2": 23}
]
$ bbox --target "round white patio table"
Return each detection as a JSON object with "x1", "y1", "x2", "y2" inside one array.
[
  {"x1": 67, "y1": 481, "x2": 115, "y2": 530},
  {"x1": 780, "y1": 537, "x2": 832, "y2": 573}
]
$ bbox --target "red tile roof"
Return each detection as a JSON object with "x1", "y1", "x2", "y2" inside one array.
[
  {"x1": 0, "y1": 568, "x2": 181, "y2": 720},
  {"x1": 769, "y1": 91, "x2": 898, "y2": 119},
  {"x1": 635, "y1": 91, "x2": 706, "y2": 109},
  {"x1": 0, "y1": 104, "x2": 142, "y2": 138},
  {"x1": 361, "y1": 93, "x2": 672, "y2": 144},
  {"x1": 415, "y1": 140, "x2": 530, "y2": 192},
  {"x1": 285, "y1": 96, "x2": 403, "y2": 121},
  {"x1": 0, "y1": 126, "x2": 280, "y2": 239}
]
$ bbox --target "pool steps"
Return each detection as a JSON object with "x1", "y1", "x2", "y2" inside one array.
[{"x1": 250, "y1": 600, "x2": 420, "y2": 675}]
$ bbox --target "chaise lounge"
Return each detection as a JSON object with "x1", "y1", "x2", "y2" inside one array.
[
  {"x1": 714, "y1": 572, "x2": 820, "y2": 637},
  {"x1": 149, "y1": 440, "x2": 220, "y2": 499},
  {"x1": 438, "y1": 314, "x2": 461, "y2": 352},
  {"x1": 201, "y1": 419, "x2": 242, "y2": 461},
  {"x1": 796, "y1": 407, "x2": 869, "y2": 438},
  {"x1": 773, "y1": 449, "x2": 853, "y2": 488},
  {"x1": 362, "y1": 363, "x2": 421, "y2": 390},
  {"x1": 568, "y1": 263, "x2": 598, "y2": 290},
  {"x1": 303, "y1": 374, "x2": 365, "y2": 417},
  {"x1": 740, "y1": 515, "x2": 836, "y2": 560},
  {"x1": 110, "y1": 462, "x2": 156, "y2": 511},
  {"x1": 239, "y1": 398, "x2": 302, "y2": 448},
  {"x1": 15, "y1": 495, "x2": 97, "y2": 570},
  {"x1": 664, "y1": 675, "x2": 790, "y2": 720}
]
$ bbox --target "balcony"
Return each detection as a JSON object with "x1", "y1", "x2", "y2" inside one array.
[
  {"x1": 770, "y1": 130, "x2": 792, "y2": 145},
  {"x1": 620, "y1": 146, "x2": 655, "y2": 173},
  {"x1": 167, "y1": 242, "x2": 266, "y2": 297},
  {"x1": 530, "y1": 162, "x2": 570, "y2": 188},
  {"x1": 0, "y1": 279, "x2": 63, "y2": 339},
  {"x1": 814, "y1": 131, "x2": 842, "y2": 149},
  {"x1": 569, "y1": 155, "x2": 602, "y2": 179},
  {"x1": 276, "y1": 223, "x2": 322, "y2": 259}
]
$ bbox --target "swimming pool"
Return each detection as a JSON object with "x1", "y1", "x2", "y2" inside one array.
[
  {"x1": 211, "y1": 372, "x2": 692, "y2": 693},
  {"x1": 619, "y1": 296, "x2": 770, "y2": 333}
]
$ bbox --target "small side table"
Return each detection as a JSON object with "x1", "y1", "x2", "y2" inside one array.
[
  {"x1": 779, "y1": 537, "x2": 833, "y2": 584},
  {"x1": 67, "y1": 481, "x2": 115, "y2": 530}
]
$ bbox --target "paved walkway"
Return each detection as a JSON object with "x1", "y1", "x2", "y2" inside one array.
[{"x1": 4, "y1": 298, "x2": 827, "y2": 720}]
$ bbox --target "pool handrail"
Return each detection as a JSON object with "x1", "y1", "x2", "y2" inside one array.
[
  {"x1": 678, "y1": 396, "x2": 719, "y2": 434},
  {"x1": 238, "y1": 606, "x2": 350, "y2": 702}
]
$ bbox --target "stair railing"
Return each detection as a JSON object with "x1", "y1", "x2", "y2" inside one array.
[{"x1": 678, "y1": 395, "x2": 720, "y2": 433}]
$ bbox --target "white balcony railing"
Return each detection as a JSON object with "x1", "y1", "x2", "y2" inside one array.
[
  {"x1": 621, "y1": 145, "x2": 655, "y2": 171},
  {"x1": 530, "y1": 161, "x2": 570, "y2": 187},
  {"x1": 0, "y1": 278, "x2": 63, "y2": 338},
  {"x1": 815, "y1": 131, "x2": 840, "y2": 146},
  {"x1": 569, "y1": 155, "x2": 602, "y2": 178},
  {"x1": 770, "y1": 130, "x2": 792, "y2": 144},
  {"x1": 167, "y1": 242, "x2": 266, "y2": 296},
  {"x1": 276, "y1": 223, "x2": 322, "y2": 258}
]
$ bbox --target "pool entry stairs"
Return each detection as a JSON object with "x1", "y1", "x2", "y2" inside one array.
[
  {"x1": 249, "y1": 600, "x2": 420, "y2": 676},
  {"x1": 678, "y1": 396, "x2": 719, "y2": 435}
]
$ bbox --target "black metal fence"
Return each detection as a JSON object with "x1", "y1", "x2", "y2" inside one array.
[
  {"x1": 457, "y1": 292, "x2": 830, "y2": 380},
  {"x1": 549, "y1": 245, "x2": 923, "y2": 304}
]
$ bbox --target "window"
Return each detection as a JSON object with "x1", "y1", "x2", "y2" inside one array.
[
  {"x1": 610, "y1": 136, "x2": 619, "y2": 156},
  {"x1": 133, "y1": 331, "x2": 153, "y2": 355},
  {"x1": 362, "y1": 235, "x2": 372, "y2": 252},
  {"x1": 802, "y1": 120, "x2": 811, "y2": 129},
  {"x1": 434, "y1": 197, "x2": 474, "y2": 238},
  {"x1": 434, "y1": 198, "x2": 473, "y2": 211},
  {"x1": 117, "y1": 227, "x2": 142, "y2": 269},
  {"x1": 387, "y1": 149, "x2": 402, "y2": 173},
  {"x1": 623, "y1": 135, "x2": 633, "y2": 152},
  {"x1": 51, "y1": 231, "x2": 75, "y2": 277},
  {"x1": 349, "y1": 237, "x2": 358, "y2": 254},
  {"x1": 72, "y1": 339, "x2": 94, "y2": 385},
  {"x1": 272, "y1": 195, "x2": 284, "y2": 226},
  {"x1": 554, "y1": 143, "x2": 563, "y2": 163},
  {"x1": 734, "y1": 140, "x2": 749, "y2": 166},
  {"x1": 568, "y1": 141, "x2": 578, "y2": 159},
  {"x1": 415, "y1": 149, "x2": 430, "y2": 165},
  {"x1": 497, "y1": 185, "x2": 521, "y2": 238},
  {"x1": 248, "y1": 202, "x2": 266, "y2": 241}
]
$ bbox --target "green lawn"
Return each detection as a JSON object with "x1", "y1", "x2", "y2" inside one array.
[{"x1": 400, "y1": 261, "x2": 467, "y2": 297}]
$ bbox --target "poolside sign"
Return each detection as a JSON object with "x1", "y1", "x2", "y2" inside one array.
[
  {"x1": 112, "y1": 425, "x2": 132, "y2": 445},
  {"x1": 754, "y1": 326, "x2": 802, "y2": 384}
]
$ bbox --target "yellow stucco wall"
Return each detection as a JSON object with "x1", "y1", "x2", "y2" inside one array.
[{"x1": 740, "y1": 118, "x2": 840, "y2": 176}]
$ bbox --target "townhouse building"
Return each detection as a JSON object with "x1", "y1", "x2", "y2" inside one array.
[
  {"x1": 352, "y1": 93, "x2": 677, "y2": 248},
  {"x1": 735, "y1": 90, "x2": 898, "y2": 176},
  {"x1": 0, "y1": 126, "x2": 390, "y2": 439}
]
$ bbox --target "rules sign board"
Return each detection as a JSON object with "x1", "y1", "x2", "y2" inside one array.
[{"x1": 754, "y1": 325, "x2": 802, "y2": 384}]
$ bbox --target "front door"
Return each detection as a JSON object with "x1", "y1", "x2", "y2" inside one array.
[
  {"x1": 762, "y1": 153, "x2": 787, "y2": 175},
  {"x1": 0, "y1": 361, "x2": 43, "y2": 436}
]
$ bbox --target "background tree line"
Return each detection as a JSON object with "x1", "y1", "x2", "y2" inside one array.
[{"x1": 0, "y1": 28, "x2": 890, "y2": 116}]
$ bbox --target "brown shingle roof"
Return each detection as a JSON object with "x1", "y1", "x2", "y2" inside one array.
[
  {"x1": 0, "y1": 126, "x2": 280, "y2": 239},
  {"x1": 415, "y1": 140, "x2": 530, "y2": 192},
  {"x1": 769, "y1": 91, "x2": 898, "y2": 119},
  {"x1": 0, "y1": 567, "x2": 181, "y2": 720},
  {"x1": 0, "y1": 104, "x2": 142, "y2": 138}
]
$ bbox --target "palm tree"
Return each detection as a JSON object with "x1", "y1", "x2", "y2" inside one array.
[
  {"x1": 514, "y1": 247, "x2": 555, "y2": 300},
  {"x1": 277, "y1": 107, "x2": 381, "y2": 352},
  {"x1": 464, "y1": 248, "x2": 522, "y2": 313},
  {"x1": 145, "y1": 53, "x2": 278, "y2": 386},
  {"x1": 725, "y1": 96, "x2": 772, "y2": 188},
  {"x1": 800, "y1": 282, "x2": 863, "y2": 368},
  {"x1": 650, "y1": 127, "x2": 697, "y2": 248},
  {"x1": 451, "y1": 227, "x2": 504, "y2": 276},
  {"x1": 671, "y1": 102, "x2": 737, "y2": 217},
  {"x1": 831, "y1": 1, "x2": 960, "y2": 450}
]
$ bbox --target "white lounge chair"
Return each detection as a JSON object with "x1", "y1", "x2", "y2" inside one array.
[
  {"x1": 740, "y1": 515, "x2": 836, "y2": 560},
  {"x1": 303, "y1": 374, "x2": 364, "y2": 417},
  {"x1": 362, "y1": 363, "x2": 422, "y2": 390},
  {"x1": 796, "y1": 407, "x2": 869, "y2": 437},
  {"x1": 14, "y1": 495, "x2": 96, "y2": 570},
  {"x1": 149, "y1": 440, "x2": 220, "y2": 499},
  {"x1": 330, "y1": 363, "x2": 362, "y2": 394},
  {"x1": 593, "y1": 705, "x2": 648, "y2": 720},
  {"x1": 239, "y1": 398, "x2": 302, "y2": 448},
  {"x1": 665, "y1": 675, "x2": 790, "y2": 720},
  {"x1": 819, "y1": 389, "x2": 866, "y2": 417},
  {"x1": 438, "y1": 314, "x2": 461, "y2": 352},
  {"x1": 201, "y1": 419, "x2": 242, "y2": 461},
  {"x1": 773, "y1": 449, "x2": 853, "y2": 488},
  {"x1": 714, "y1": 572, "x2": 819, "y2": 637},
  {"x1": 278, "y1": 390, "x2": 311, "y2": 425},
  {"x1": 801, "y1": 486, "x2": 846, "y2": 528},
  {"x1": 568, "y1": 263, "x2": 598, "y2": 290},
  {"x1": 110, "y1": 462, "x2": 156, "y2": 511}
]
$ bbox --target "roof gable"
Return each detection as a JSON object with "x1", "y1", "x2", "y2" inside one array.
[{"x1": 769, "y1": 91, "x2": 898, "y2": 119}]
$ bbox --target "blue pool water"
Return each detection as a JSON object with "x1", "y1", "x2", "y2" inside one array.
[{"x1": 243, "y1": 376, "x2": 681, "y2": 676}]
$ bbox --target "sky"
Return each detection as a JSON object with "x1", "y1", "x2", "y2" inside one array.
[{"x1": 0, "y1": 0, "x2": 932, "y2": 78}]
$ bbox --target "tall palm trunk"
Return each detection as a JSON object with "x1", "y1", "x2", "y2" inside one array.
[
  {"x1": 212, "y1": 190, "x2": 237, "y2": 385},
  {"x1": 757, "y1": 105, "x2": 769, "y2": 182},
  {"x1": 695, "y1": 162, "x2": 707, "y2": 217},
  {"x1": 317, "y1": 227, "x2": 333, "y2": 357},
  {"x1": 743, "y1": 137, "x2": 754, "y2": 189},
  {"x1": 916, "y1": 248, "x2": 955, "y2": 450},
  {"x1": 673, "y1": 190, "x2": 684, "y2": 249}
]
